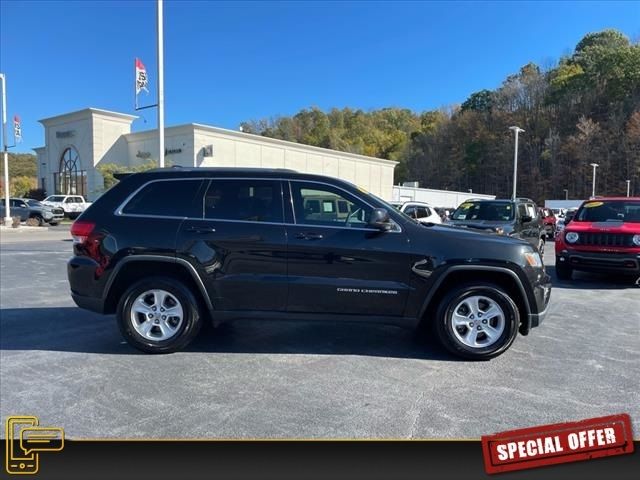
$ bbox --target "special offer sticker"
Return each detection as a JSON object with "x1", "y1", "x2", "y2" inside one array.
[{"x1": 481, "y1": 414, "x2": 634, "y2": 474}]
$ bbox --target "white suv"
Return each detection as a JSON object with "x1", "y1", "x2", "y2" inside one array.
[
  {"x1": 393, "y1": 201, "x2": 442, "y2": 224},
  {"x1": 42, "y1": 195, "x2": 91, "y2": 218}
]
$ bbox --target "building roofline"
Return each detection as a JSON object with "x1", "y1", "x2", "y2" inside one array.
[
  {"x1": 39, "y1": 108, "x2": 138, "y2": 125},
  {"x1": 190, "y1": 123, "x2": 398, "y2": 166},
  {"x1": 125, "y1": 122, "x2": 398, "y2": 166}
]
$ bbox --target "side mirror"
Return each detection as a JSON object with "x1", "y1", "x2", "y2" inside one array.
[
  {"x1": 368, "y1": 208, "x2": 393, "y2": 231},
  {"x1": 521, "y1": 215, "x2": 533, "y2": 223}
]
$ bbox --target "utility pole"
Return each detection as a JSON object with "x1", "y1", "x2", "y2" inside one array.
[
  {"x1": 563, "y1": 189, "x2": 568, "y2": 200},
  {"x1": 590, "y1": 163, "x2": 599, "y2": 198},
  {"x1": 0, "y1": 73, "x2": 11, "y2": 226},
  {"x1": 626, "y1": 179, "x2": 631, "y2": 197},
  {"x1": 157, "y1": 0, "x2": 165, "y2": 168},
  {"x1": 509, "y1": 126, "x2": 525, "y2": 200}
]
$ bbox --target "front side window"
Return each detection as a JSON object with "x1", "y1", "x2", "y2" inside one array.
[
  {"x1": 204, "y1": 179, "x2": 283, "y2": 223},
  {"x1": 46, "y1": 196, "x2": 65, "y2": 203},
  {"x1": 122, "y1": 180, "x2": 205, "y2": 217},
  {"x1": 291, "y1": 181, "x2": 372, "y2": 228},
  {"x1": 416, "y1": 207, "x2": 430, "y2": 219}
]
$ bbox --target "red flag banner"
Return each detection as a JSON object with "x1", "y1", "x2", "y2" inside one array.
[
  {"x1": 135, "y1": 58, "x2": 149, "y2": 95},
  {"x1": 13, "y1": 115, "x2": 22, "y2": 143}
]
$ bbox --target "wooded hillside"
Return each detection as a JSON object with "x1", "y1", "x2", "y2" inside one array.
[{"x1": 242, "y1": 30, "x2": 640, "y2": 201}]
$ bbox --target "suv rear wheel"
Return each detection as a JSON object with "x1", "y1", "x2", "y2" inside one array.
[
  {"x1": 434, "y1": 283, "x2": 519, "y2": 360},
  {"x1": 117, "y1": 277, "x2": 203, "y2": 353}
]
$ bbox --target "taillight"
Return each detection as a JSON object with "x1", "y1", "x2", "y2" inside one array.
[{"x1": 70, "y1": 220, "x2": 95, "y2": 244}]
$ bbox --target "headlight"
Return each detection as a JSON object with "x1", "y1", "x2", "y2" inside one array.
[
  {"x1": 495, "y1": 227, "x2": 504, "y2": 235},
  {"x1": 565, "y1": 232, "x2": 579, "y2": 244},
  {"x1": 633, "y1": 234, "x2": 640, "y2": 246},
  {"x1": 524, "y1": 251, "x2": 543, "y2": 268}
]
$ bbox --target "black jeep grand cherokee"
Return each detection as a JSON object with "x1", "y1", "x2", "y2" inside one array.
[{"x1": 68, "y1": 168, "x2": 551, "y2": 360}]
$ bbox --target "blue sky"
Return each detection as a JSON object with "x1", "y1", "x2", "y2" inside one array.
[{"x1": 1, "y1": 0, "x2": 638, "y2": 153}]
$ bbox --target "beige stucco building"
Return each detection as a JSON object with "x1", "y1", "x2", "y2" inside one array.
[{"x1": 35, "y1": 108, "x2": 397, "y2": 201}]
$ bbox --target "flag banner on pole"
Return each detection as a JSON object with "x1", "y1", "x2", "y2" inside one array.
[
  {"x1": 135, "y1": 58, "x2": 149, "y2": 95},
  {"x1": 13, "y1": 115, "x2": 22, "y2": 143}
]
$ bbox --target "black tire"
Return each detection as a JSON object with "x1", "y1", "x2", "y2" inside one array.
[
  {"x1": 117, "y1": 276, "x2": 203, "y2": 354},
  {"x1": 49, "y1": 222, "x2": 59, "y2": 226},
  {"x1": 33, "y1": 215, "x2": 44, "y2": 226},
  {"x1": 555, "y1": 260, "x2": 573, "y2": 280},
  {"x1": 434, "y1": 283, "x2": 520, "y2": 360}
]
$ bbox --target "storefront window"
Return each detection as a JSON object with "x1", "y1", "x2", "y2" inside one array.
[{"x1": 55, "y1": 147, "x2": 87, "y2": 196}]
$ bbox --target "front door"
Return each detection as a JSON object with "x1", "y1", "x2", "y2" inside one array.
[
  {"x1": 176, "y1": 178, "x2": 288, "y2": 312},
  {"x1": 286, "y1": 180, "x2": 412, "y2": 317}
]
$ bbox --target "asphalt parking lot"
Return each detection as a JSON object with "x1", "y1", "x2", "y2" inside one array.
[{"x1": 1, "y1": 226, "x2": 638, "y2": 439}]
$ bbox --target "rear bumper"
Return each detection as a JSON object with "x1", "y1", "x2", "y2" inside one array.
[
  {"x1": 71, "y1": 292, "x2": 106, "y2": 314},
  {"x1": 557, "y1": 250, "x2": 640, "y2": 275},
  {"x1": 68, "y1": 256, "x2": 107, "y2": 313}
]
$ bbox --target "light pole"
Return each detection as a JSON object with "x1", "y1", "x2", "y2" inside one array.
[
  {"x1": 589, "y1": 163, "x2": 599, "y2": 198},
  {"x1": 626, "y1": 179, "x2": 631, "y2": 197},
  {"x1": 563, "y1": 189, "x2": 568, "y2": 200},
  {"x1": 509, "y1": 126, "x2": 525, "y2": 200},
  {"x1": 0, "y1": 73, "x2": 11, "y2": 226},
  {"x1": 157, "y1": 0, "x2": 165, "y2": 168}
]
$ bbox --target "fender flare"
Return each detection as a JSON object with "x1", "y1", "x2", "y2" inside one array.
[
  {"x1": 103, "y1": 255, "x2": 213, "y2": 311},
  {"x1": 418, "y1": 264, "x2": 533, "y2": 322}
]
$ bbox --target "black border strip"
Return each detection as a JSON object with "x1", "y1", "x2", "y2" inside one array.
[{"x1": 3, "y1": 440, "x2": 638, "y2": 480}]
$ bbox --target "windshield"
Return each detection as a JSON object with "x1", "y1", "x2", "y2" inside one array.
[
  {"x1": 45, "y1": 196, "x2": 65, "y2": 202},
  {"x1": 451, "y1": 201, "x2": 514, "y2": 221},
  {"x1": 25, "y1": 199, "x2": 42, "y2": 207},
  {"x1": 575, "y1": 200, "x2": 640, "y2": 223}
]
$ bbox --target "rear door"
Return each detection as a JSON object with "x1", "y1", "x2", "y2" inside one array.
[
  {"x1": 176, "y1": 178, "x2": 288, "y2": 312},
  {"x1": 285, "y1": 180, "x2": 412, "y2": 316}
]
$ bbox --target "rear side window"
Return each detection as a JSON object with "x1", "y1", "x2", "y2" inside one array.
[
  {"x1": 122, "y1": 180, "x2": 205, "y2": 217},
  {"x1": 204, "y1": 179, "x2": 283, "y2": 223}
]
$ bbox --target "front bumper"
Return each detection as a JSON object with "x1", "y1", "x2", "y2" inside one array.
[
  {"x1": 557, "y1": 250, "x2": 640, "y2": 275},
  {"x1": 520, "y1": 270, "x2": 551, "y2": 335}
]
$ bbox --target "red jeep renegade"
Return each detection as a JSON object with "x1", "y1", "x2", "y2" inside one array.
[{"x1": 555, "y1": 197, "x2": 640, "y2": 280}]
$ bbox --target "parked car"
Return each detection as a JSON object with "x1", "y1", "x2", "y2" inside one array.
[
  {"x1": 551, "y1": 208, "x2": 567, "y2": 220},
  {"x1": 68, "y1": 168, "x2": 550, "y2": 360},
  {"x1": 42, "y1": 195, "x2": 92, "y2": 219},
  {"x1": 448, "y1": 198, "x2": 547, "y2": 254},
  {"x1": 393, "y1": 201, "x2": 442, "y2": 224},
  {"x1": 538, "y1": 208, "x2": 556, "y2": 239},
  {"x1": 0, "y1": 198, "x2": 63, "y2": 225},
  {"x1": 554, "y1": 197, "x2": 640, "y2": 280},
  {"x1": 554, "y1": 208, "x2": 578, "y2": 239}
]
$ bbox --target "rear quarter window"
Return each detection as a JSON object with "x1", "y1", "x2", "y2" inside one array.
[{"x1": 121, "y1": 179, "x2": 205, "y2": 217}]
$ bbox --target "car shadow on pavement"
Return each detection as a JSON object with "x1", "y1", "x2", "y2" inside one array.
[
  {"x1": 0, "y1": 307, "x2": 459, "y2": 361},
  {"x1": 546, "y1": 265, "x2": 640, "y2": 290}
]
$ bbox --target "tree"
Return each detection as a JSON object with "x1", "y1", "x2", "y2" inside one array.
[
  {"x1": 96, "y1": 160, "x2": 160, "y2": 191},
  {"x1": 242, "y1": 29, "x2": 640, "y2": 203}
]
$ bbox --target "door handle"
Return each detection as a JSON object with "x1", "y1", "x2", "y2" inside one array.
[
  {"x1": 186, "y1": 226, "x2": 216, "y2": 234},
  {"x1": 296, "y1": 232, "x2": 323, "y2": 240}
]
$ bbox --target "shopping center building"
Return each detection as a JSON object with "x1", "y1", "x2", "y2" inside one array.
[{"x1": 34, "y1": 108, "x2": 398, "y2": 201}]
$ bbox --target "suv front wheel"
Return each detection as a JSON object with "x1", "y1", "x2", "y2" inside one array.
[
  {"x1": 117, "y1": 277, "x2": 203, "y2": 353},
  {"x1": 434, "y1": 283, "x2": 519, "y2": 360}
]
